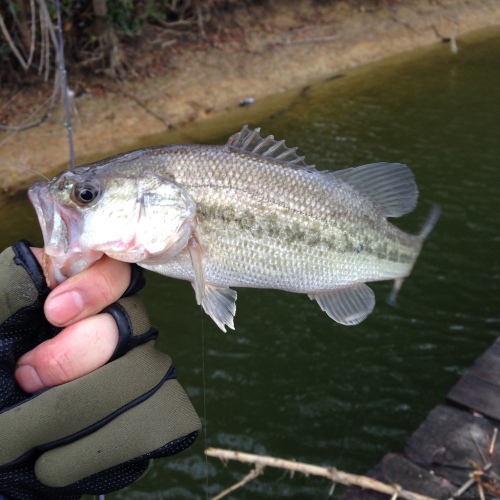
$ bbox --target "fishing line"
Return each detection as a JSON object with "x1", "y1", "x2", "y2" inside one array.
[
  {"x1": 55, "y1": 0, "x2": 75, "y2": 170},
  {"x1": 52, "y1": 5, "x2": 206, "y2": 499},
  {"x1": 56, "y1": 0, "x2": 95, "y2": 498},
  {"x1": 201, "y1": 311, "x2": 210, "y2": 499},
  {"x1": 0, "y1": 161, "x2": 49, "y2": 181}
]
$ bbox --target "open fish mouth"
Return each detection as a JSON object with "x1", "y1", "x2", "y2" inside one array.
[
  {"x1": 28, "y1": 181, "x2": 62, "y2": 253},
  {"x1": 28, "y1": 181, "x2": 103, "y2": 282}
]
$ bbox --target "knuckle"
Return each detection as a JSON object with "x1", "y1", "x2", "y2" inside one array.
[
  {"x1": 40, "y1": 344, "x2": 75, "y2": 385},
  {"x1": 96, "y1": 269, "x2": 117, "y2": 304}
]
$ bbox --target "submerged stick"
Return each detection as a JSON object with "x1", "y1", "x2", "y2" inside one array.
[
  {"x1": 211, "y1": 465, "x2": 263, "y2": 500},
  {"x1": 205, "y1": 448, "x2": 438, "y2": 500}
]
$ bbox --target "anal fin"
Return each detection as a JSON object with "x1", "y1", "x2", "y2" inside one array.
[
  {"x1": 196, "y1": 284, "x2": 237, "y2": 332},
  {"x1": 308, "y1": 283, "x2": 375, "y2": 326}
]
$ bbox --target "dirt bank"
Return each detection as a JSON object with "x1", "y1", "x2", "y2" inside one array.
[{"x1": 1, "y1": 0, "x2": 499, "y2": 194}]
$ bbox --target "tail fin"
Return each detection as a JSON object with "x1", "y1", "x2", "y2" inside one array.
[
  {"x1": 387, "y1": 204, "x2": 441, "y2": 306},
  {"x1": 418, "y1": 204, "x2": 442, "y2": 240}
]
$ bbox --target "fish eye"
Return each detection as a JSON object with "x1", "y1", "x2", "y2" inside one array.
[{"x1": 73, "y1": 182, "x2": 100, "y2": 205}]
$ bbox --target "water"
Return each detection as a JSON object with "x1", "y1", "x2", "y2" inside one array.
[{"x1": 1, "y1": 27, "x2": 499, "y2": 498}]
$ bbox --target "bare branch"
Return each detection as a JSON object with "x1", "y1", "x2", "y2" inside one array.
[
  {"x1": 27, "y1": 0, "x2": 36, "y2": 67},
  {"x1": 37, "y1": 0, "x2": 58, "y2": 54},
  {"x1": 0, "y1": 11, "x2": 30, "y2": 70},
  {"x1": 37, "y1": 0, "x2": 58, "y2": 81},
  {"x1": 212, "y1": 465, "x2": 263, "y2": 500},
  {"x1": 488, "y1": 428, "x2": 498, "y2": 457},
  {"x1": 206, "y1": 448, "x2": 439, "y2": 500},
  {"x1": 0, "y1": 82, "x2": 59, "y2": 132}
]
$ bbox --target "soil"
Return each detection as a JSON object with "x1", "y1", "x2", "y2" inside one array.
[{"x1": 1, "y1": 0, "x2": 499, "y2": 194}]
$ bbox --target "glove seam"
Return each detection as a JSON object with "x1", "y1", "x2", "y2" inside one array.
[
  {"x1": 4, "y1": 364, "x2": 177, "y2": 468},
  {"x1": 122, "y1": 430, "x2": 199, "y2": 465}
]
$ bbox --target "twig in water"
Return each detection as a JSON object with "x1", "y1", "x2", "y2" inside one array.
[
  {"x1": 450, "y1": 426, "x2": 500, "y2": 499},
  {"x1": 488, "y1": 427, "x2": 498, "y2": 457},
  {"x1": 477, "y1": 482, "x2": 485, "y2": 500},
  {"x1": 211, "y1": 465, "x2": 263, "y2": 500},
  {"x1": 205, "y1": 448, "x2": 439, "y2": 500},
  {"x1": 469, "y1": 428, "x2": 488, "y2": 466},
  {"x1": 431, "y1": 23, "x2": 458, "y2": 54},
  {"x1": 448, "y1": 462, "x2": 491, "y2": 499}
]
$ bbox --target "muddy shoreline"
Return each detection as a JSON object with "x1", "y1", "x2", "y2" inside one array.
[{"x1": 1, "y1": 0, "x2": 499, "y2": 194}]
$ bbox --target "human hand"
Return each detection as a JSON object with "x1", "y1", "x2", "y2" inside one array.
[
  {"x1": 0, "y1": 241, "x2": 200, "y2": 498},
  {"x1": 16, "y1": 247, "x2": 132, "y2": 392}
]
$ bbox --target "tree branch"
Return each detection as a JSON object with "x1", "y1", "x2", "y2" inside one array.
[
  {"x1": 211, "y1": 465, "x2": 264, "y2": 500},
  {"x1": 206, "y1": 448, "x2": 439, "y2": 500},
  {"x1": 0, "y1": 10, "x2": 30, "y2": 70}
]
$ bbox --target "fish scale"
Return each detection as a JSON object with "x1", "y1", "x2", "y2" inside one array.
[
  {"x1": 28, "y1": 125, "x2": 440, "y2": 331},
  {"x1": 144, "y1": 147, "x2": 418, "y2": 287}
]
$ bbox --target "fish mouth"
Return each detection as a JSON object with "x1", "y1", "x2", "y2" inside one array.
[
  {"x1": 28, "y1": 181, "x2": 60, "y2": 252},
  {"x1": 28, "y1": 181, "x2": 102, "y2": 283}
]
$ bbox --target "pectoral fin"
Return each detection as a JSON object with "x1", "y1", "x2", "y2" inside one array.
[
  {"x1": 308, "y1": 283, "x2": 375, "y2": 326},
  {"x1": 196, "y1": 284, "x2": 237, "y2": 332},
  {"x1": 187, "y1": 235, "x2": 205, "y2": 305}
]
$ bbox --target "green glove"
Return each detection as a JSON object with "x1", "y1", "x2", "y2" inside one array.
[{"x1": 0, "y1": 241, "x2": 201, "y2": 499}]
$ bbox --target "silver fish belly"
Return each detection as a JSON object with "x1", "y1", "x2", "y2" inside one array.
[{"x1": 29, "y1": 126, "x2": 439, "y2": 331}]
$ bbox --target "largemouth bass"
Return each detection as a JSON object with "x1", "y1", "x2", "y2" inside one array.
[{"x1": 28, "y1": 126, "x2": 439, "y2": 331}]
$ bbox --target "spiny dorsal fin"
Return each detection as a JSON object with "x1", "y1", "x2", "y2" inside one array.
[
  {"x1": 227, "y1": 125, "x2": 312, "y2": 168},
  {"x1": 332, "y1": 162, "x2": 418, "y2": 218}
]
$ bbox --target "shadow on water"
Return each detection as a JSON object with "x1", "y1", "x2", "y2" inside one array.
[{"x1": 2, "y1": 27, "x2": 499, "y2": 499}]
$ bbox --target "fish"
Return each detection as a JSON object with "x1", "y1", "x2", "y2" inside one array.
[{"x1": 28, "y1": 125, "x2": 440, "y2": 331}]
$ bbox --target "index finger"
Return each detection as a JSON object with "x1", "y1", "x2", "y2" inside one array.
[{"x1": 31, "y1": 249, "x2": 132, "y2": 327}]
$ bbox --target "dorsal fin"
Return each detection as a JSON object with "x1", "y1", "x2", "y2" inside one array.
[
  {"x1": 332, "y1": 162, "x2": 418, "y2": 218},
  {"x1": 227, "y1": 125, "x2": 312, "y2": 168},
  {"x1": 227, "y1": 127, "x2": 417, "y2": 218}
]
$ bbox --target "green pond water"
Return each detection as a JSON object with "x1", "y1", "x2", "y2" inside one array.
[{"x1": 1, "y1": 27, "x2": 499, "y2": 499}]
